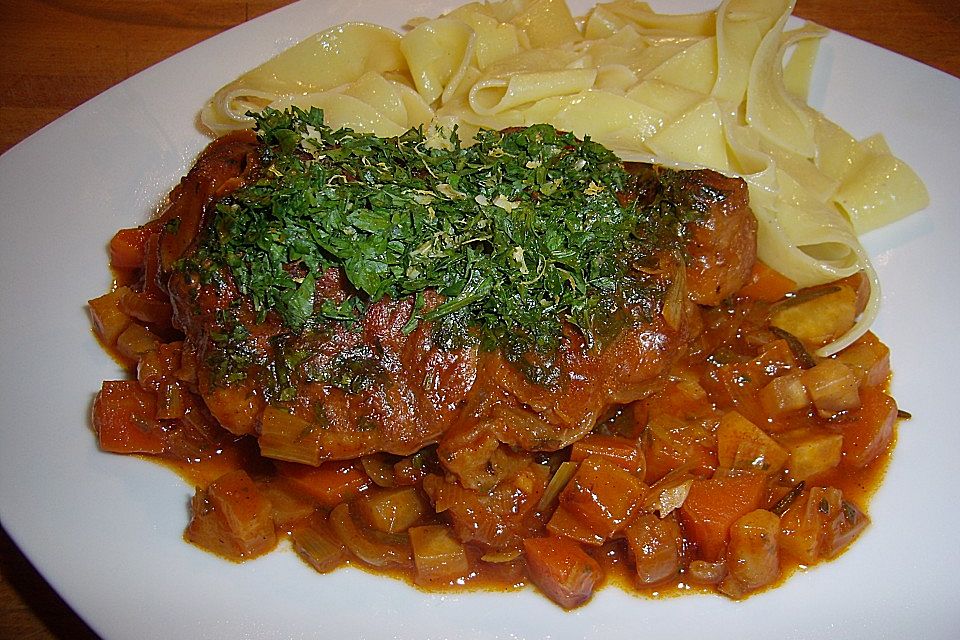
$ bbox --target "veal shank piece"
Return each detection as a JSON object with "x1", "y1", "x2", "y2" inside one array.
[{"x1": 157, "y1": 122, "x2": 756, "y2": 485}]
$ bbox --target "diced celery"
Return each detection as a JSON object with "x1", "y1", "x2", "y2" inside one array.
[
  {"x1": 802, "y1": 359, "x2": 860, "y2": 416},
  {"x1": 291, "y1": 516, "x2": 346, "y2": 574},
  {"x1": 256, "y1": 478, "x2": 316, "y2": 528},
  {"x1": 409, "y1": 524, "x2": 470, "y2": 584},
  {"x1": 259, "y1": 406, "x2": 322, "y2": 466},
  {"x1": 759, "y1": 371, "x2": 810, "y2": 416},
  {"x1": 88, "y1": 287, "x2": 133, "y2": 346},
  {"x1": 624, "y1": 513, "x2": 683, "y2": 585},
  {"x1": 357, "y1": 487, "x2": 427, "y2": 533},
  {"x1": 537, "y1": 460, "x2": 578, "y2": 511},
  {"x1": 776, "y1": 427, "x2": 843, "y2": 481},
  {"x1": 770, "y1": 285, "x2": 858, "y2": 347},
  {"x1": 720, "y1": 509, "x2": 781, "y2": 598},
  {"x1": 715, "y1": 411, "x2": 788, "y2": 475},
  {"x1": 115, "y1": 322, "x2": 160, "y2": 361},
  {"x1": 155, "y1": 380, "x2": 187, "y2": 419}
]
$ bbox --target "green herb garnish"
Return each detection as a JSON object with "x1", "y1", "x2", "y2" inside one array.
[{"x1": 181, "y1": 107, "x2": 704, "y2": 388}]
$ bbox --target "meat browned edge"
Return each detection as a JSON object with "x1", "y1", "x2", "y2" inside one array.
[{"x1": 159, "y1": 130, "x2": 757, "y2": 551}]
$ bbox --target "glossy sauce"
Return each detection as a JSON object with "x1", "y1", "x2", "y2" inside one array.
[{"x1": 125, "y1": 289, "x2": 898, "y2": 602}]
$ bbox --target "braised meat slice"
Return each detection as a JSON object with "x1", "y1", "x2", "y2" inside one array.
[{"x1": 160, "y1": 125, "x2": 755, "y2": 475}]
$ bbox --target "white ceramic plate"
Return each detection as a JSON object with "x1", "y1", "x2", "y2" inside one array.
[{"x1": 1, "y1": 1, "x2": 958, "y2": 638}]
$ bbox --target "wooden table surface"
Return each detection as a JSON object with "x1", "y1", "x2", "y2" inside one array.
[{"x1": 1, "y1": 0, "x2": 958, "y2": 637}]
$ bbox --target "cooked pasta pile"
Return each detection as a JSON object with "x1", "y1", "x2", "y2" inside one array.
[{"x1": 200, "y1": 0, "x2": 927, "y2": 356}]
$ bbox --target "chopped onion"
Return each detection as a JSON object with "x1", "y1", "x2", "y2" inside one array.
[
  {"x1": 329, "y1": 502, "x2": 413, "y2": 568},
  {"x1": 361, "y1": 454, "x2": 396, "y2": 488},
  {"x1": 537, "y1": 460, "x2": 579, "y2": 512},
  {"x1": 686, "y1": 560, "x2": 726, "y2": 585}
]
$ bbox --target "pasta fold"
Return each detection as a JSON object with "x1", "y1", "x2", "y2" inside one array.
[{"x1": 199, "y1": 0, "x2": 928, "y2": 354}]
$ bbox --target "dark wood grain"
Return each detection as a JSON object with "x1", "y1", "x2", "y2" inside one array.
[{"x1": 0, "y1": 1, "x2": 957, "y2": 638}]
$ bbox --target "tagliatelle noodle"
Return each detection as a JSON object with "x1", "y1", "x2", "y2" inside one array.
[
  {"x1": 199, "y1": 0, "x2": 929, "y2": 355},
  {"x1": 401, "y1": 17, "x2": 476, "y2": 105},
  {"x1": 646, "y1": 98, "x2": 731, "y2": 172},
  {"x1": 523, "y1": 90, "x2": 662, "y2": 149},
  {"x1": 470, "y1": 67, "x2": 599, "y2": 114},
  {"x1": 590, "y1": 0, "x2": 715, "y2": 36},
  {"x1": 201, "y1": 23, "x2": 412, "y2": 135},
  {"x1": 712, "y1": 0, "x2": 785, "y2": 105},
  {"x1": 508, "y1": 0, "x2": 582, "y2": 47}
]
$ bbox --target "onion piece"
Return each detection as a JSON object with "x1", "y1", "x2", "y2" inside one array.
[
  {"x1": 642, "y1": 463, "x2": 695, "y2": 517},
  {"x1": 481, "y1": 548, "x2": 522, "y2": 563},
  {"x1": 537, "y1": 460, "x2": 579, "y2": 512},
  {"x1": 661, "y1": 254, "x2": 687, "y2": 331},
  {"x1": 361, "y1": 454, "x2": 397, "y2": 488},
  {"x1": 328, "y1": 502, "x2": 413, "y2": 568},
  {"x1": 686, "y1": 559, "x2": 726, "y2": 585}
]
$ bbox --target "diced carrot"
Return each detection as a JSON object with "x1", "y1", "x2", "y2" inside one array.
[
  {"x1": 276, "y1": 459, "x2": 371, "y2": 507},
  {"x1": 186, "y1": 469, "x2": 277, "y2": 560},
  {"x1": 109, "y1": 224, "x2": 157, "y2": 270},
  {"x1": 120, "y1": 289, "x2": 173, "y2": 327},
  {"x1": 678, "y1": 473, "x2": 767, "y2": 561},
  {"x1": 570, "y1": 434, "x2": 645, "y2": 476},
  {"x1": 546, "y1": 504, "x2": 605, "y2": 547},
  {"x1": 92, "y1": 380, "x2": 165, "y2": 454},
  {"x1": 840, "y1": 386, "x2": 897, "y2": 468},
  {"x1": 559, "y1": 455, "x2": 647, "y2": 540},
  {"x1": 737, "y1": 261, "x2": 797, "y2": 302},
  {"x1": 523, "y1": 536, "x2": 602, "y2": 609}
]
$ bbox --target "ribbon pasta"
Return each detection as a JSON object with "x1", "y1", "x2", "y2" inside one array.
[{"x1": 200, "y1": 0, "x2": 929, "y2": 354}]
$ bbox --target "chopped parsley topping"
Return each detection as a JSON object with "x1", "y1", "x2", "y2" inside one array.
[{"x1": 181, "y1": 107, "x2": 705, "y2": 385}]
